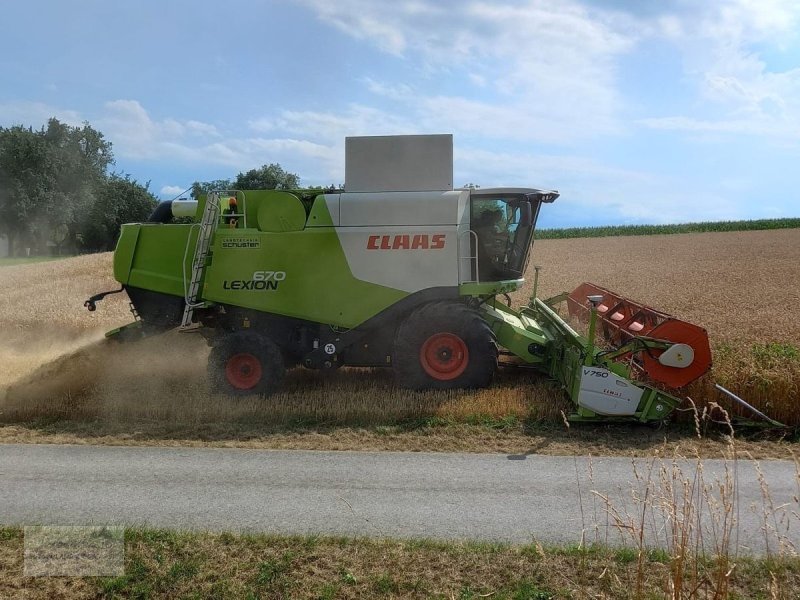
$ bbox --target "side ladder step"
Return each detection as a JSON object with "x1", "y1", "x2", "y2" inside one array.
[{"x1": 180, "y1": 192, "x2": 221, "y2": 328}]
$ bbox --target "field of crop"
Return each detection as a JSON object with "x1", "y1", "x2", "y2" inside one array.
[
  {"x1": 0, "y1": 228, "x2": 798, "y2": 450},
  {"x1": 520, "y1": 229, "x2": 800, "y2": 426},
  {"x1": 536, "y1": 217, "x2": 800, "y2": 239}
]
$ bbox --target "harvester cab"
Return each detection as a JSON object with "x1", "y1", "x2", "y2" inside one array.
[{"x1": 87, "y1": 134, "x2": 712, "y2": 423}]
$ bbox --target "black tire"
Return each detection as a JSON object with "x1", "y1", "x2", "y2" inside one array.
[
  {"x1": 208, "y1": 331, "x2": 285, "y2": 396},
  {"x1": 393, "y1": 302, "x2": 497, "y2": 390}
]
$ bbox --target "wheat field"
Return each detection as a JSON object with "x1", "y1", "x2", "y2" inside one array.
[{"x1": 0, "y1": 228, "x2": 798, "y2": 430}]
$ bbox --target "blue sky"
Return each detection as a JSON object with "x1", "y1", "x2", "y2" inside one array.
[{"x1": 1, "y1": 0, "x2": 798, "y2": 228}]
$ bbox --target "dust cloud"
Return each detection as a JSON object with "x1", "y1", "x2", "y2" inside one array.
[{"x1": 1, "y1": 330, "x2": 211, "y2": 421}]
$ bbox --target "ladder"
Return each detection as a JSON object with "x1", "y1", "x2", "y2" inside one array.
[{"x1": 180, "y1": 191, "x2": 222, "y2": 328}]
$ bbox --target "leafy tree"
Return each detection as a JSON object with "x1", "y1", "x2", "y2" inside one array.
[
  {"x1": 0, "y1": 116, "x2": 301, "y2": 256},
  {"x1": 42, "y1": 118, "x2": 113, "y2": 251},
  {"x1": 191, "y1": 164, "x2": 300, "y2": 200},
  {"x1": 80, "y1": 175, "x2": 158, "y2": 251},
  {"x1": 0, "y1": 126, "x2": 52, "y2": 256},
  {"x1": 0, "y1": 117, "x2": 159, "y2": 255},
  {"x1": 190, "y1": 178, "x2": 234, "y2": 200},
  {"x1": 234, "y1": 163, "x2": 299, "y2": 190}
]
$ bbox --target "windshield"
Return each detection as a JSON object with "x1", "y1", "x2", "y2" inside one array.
[{"x1": 470, "y1": 194, "x2": 535, "y2": 281}]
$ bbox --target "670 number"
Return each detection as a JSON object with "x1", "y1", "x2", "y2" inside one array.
[{"x1": 252, "y1": 271, "x2": 286, "y2": 281}]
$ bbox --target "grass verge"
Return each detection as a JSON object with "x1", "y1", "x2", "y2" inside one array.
[{"x1": 2, "y1": 526, "x2": 798, "y2": 599}]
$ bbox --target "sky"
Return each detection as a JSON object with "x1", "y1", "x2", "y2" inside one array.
[{"x1": 1, "y1": 0, "x2": 798, "y2": 228}]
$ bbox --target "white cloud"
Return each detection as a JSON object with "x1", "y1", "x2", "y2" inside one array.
[
  {"x1": 0, "y1": 101, "x2": 83, "y2": 127},
  {"x1": 0, "y1": 98, "x2": 336, "y2": 179},
  {"x1": 96, "y1": 100, "x2": 222, "y2": 161},
  {"x1": 298, "y1": 0, "x2": 637, "y2": 142},
  {"x1": 362, "y1": 78, "x2": 415, "y2": 100},
  {"x1": 185, "y1": 120, "x2": 220, "y2": 137},
  {"x1": 265, "y1": 105, "x2": 415, "y2": 140},
  {"x1": 451, "y1": 146, "x2": 757, "y2": 225},
  {"x1": 637, "y1": 115, "x2": 800, "y2": 138},
  {"x1": 295, "y1": 0, "x2": 417, "y2": 55},
  {"x1": 641, "y1": 0, "x2": 800, "y2": 142},
  {"x1": 159, "y1": 185, "x2": 187, "y2": 197}
]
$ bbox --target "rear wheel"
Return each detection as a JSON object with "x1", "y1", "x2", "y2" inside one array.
[
  {"x1": 208, "y1": 331, "x2": 284, "y2": 396},
  {"x1": 393, "y1": 302, "x2": 497, "y2": 390}
]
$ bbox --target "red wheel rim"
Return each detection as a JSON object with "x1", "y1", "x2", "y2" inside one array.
[
  {"x1": 225, "y1": 353, "x2": 263, "y2": 390},
  {"x1": 419, "y1": 333, "x2": 469, "y2": 380}
]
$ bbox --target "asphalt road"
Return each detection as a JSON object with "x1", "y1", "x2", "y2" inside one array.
[{"x1": 1, "y1": 444, "x2": 797, "y2": 553}]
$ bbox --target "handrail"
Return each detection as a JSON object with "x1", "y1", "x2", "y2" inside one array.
[
  {"x1": 457, "y1": 229, "x2": 480, "y2": 284},
  {"x1": 215, "y1": 189, "x2": 247, "y2": 228}
]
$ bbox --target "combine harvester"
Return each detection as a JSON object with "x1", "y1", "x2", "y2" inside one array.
[{"x1": 86, "y1": 135, "x2": 711, "y2": 423}]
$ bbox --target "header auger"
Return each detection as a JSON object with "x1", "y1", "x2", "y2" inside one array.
[
  {"x1": 567, "y1": 282, "x2": 712, "y2": 389},
  {"x1": 86, "y1": 134, "x2": 712, "y2": 424}
]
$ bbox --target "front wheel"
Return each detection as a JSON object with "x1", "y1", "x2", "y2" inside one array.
[
  {"x1": 208, "y1": 331, "x2": 284, "y2": 396},
  {"x1": 393, "y1": 302, "x2": 497, "y2": 390}
]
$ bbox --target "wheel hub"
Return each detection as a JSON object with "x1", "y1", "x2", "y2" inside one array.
[
  {"x1": 419, "y1": 333, "x2": 469, "y2": 380},
  {"x1": 225, "y1": 353, "x2": 263, "y2": 390}
]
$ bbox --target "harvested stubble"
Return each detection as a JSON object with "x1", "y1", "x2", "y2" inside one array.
[
  {"x1": 1, "y1": 332, "x2": 568, "y2": 428},
  {"x1": 1, "y1": 228, "x2": 798, "y2": 431}
]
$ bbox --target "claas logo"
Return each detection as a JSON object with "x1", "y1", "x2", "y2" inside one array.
[{"x1": 366, "y1": 234, "x2": 446, "y2": 250}]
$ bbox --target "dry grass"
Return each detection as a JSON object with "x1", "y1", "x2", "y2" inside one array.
[
  {"x1": 2, "y1": 527, "x2": 798, "y2": 599},
  {"x1": 1, "y1": 229, "x2": 798, "y2": 451},
  {"x1": 571, "y1": 405, "x2": 800, "y2": 599}
]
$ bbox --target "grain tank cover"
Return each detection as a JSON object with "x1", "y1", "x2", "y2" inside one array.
[{"x1": 345, "y1": 134, "x2": 453, "y2": 193}]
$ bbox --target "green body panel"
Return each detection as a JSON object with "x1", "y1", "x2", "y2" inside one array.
[
  {"x1": 480, "y1": 301, "x2": 548, "y2": 364},
  {"x1": 114, "y1": 195, "x2": 408, "y2": 329},
  {"x1": 306, "y1": 194, "x2": 335, "y2": 226},
  {"x1": 459, "y1": 280, "x2": 522, "y2": 297},
  {"x1": 113, "y1": 225, "x2": 140, "y2": 283},
  {"x1": 255, "y1": 191, "x2": 307, "y2": 232},
  {"x1": 114, "y1": 224, "x2": 198, "y2": 297},
  {"x1": 202, "y1": 226, "x2": 407, "y2": 328}
]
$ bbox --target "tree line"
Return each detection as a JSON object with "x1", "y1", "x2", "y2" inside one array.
[
  {"x1": 190, "y1": 163, "x2": 300, "y2": 200},
  {"x1": 0, "y1": 118, "x2": 158, "y2": 256},
  {"x1": 0, "y1": 117, "x2": 302, "y2": 257}
]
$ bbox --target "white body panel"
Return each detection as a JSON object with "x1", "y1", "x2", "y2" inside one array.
[
  {"x1": 339, "y1": 191, "x2": 462, "y2": 226},
  {"x1": 335, "y1": 190, "x2": 473, "y2": 292},
  {"x1": 577, "y1": 366, "x2": 644, "y2": 416},
  {"x1": 337, "y1": 226, "x2": 459, "y2": 292},
  {"x1": 323, "y1": 194, "x2": 340, "y2": 226},
  {"x1": 345, "y1": 134, "x2": 453, "y2": 192}
]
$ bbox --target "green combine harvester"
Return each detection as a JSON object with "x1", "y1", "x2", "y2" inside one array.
[{"x1": 86, "y1": 135, "x2": 711, "y2": 423}]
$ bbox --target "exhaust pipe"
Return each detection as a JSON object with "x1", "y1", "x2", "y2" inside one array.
[{"x1": 147, "y1": 199, "x2": 198, "y2": 223}]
